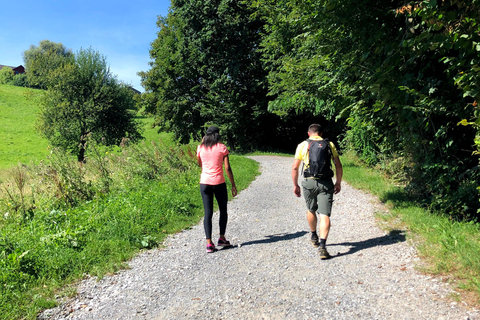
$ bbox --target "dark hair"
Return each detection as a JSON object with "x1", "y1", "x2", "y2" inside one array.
[
  {"x1": 201, "y1": 126, "x2": 222, "y2": 148},
  {"x1": 308, "y1": 123, "x2": 323, "y2": 134}
]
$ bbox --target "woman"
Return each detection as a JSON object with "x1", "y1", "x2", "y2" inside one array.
[{"x1": 197, "y1": 126, "x2": 237, "y2": 253}]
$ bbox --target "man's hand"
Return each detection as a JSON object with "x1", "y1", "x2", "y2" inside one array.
[
  {"x1": 293, "y1": 185, "x2": 301, "y2": 197},
  {"x1": 334, "y1": 182, "x2": 341, "y2": 194},
  {"x1": 292, "y1": 159, "x2": 302, "y2": 197}
]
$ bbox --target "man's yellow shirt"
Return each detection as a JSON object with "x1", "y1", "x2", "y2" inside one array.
[{"x1": 294, "y1": 136, "x2": 339, "y2": 170}]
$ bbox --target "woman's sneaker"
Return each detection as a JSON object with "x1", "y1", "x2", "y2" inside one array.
[
  {"x1": 217, "y1": 238, "x2": 231, "y2": 247},
  {"x1": 206, "y1": 244, "x2": 216, "y2": 253}
]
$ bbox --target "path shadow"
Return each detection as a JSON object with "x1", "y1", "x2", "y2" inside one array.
[
  {"x1": 240, "y1": 231, "x2": 308, "y2": 247},
  {"x1": 329, "y1": 229, "x2": 406, "y2": 258}
]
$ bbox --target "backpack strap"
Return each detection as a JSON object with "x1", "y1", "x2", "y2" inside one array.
[{"x1": 301, "y1": 139, "x2": 311, "y2": 175}]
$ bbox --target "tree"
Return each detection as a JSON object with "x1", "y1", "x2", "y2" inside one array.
[
  {"x1": 139, "y1": 0, "x2": 283, "y2": 151},
  {"x1": 37, "y1": 47, "x2": 142, "y2": 162},
  {"x1": 0, "y1": 66, "x2": 14, "y2": 84},
  {"x1": 23, "y1": 40, "x2": 73, "y2": 89},
  {"x1": 255, "y1": 0, "x2": 479, "y2": 219}
]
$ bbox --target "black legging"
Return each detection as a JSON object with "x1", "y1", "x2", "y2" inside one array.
[{"x1": 200, "y1": 183, "x2": 228, "y2": 239}]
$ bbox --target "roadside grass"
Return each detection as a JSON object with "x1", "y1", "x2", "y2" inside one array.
[
  {"x1": 0, "y1": 135, "x2": 259, "y2": 320},
  {"x1": 342, "y1": 151, "x2": 480, "y2": 305},
  {"x1": 0, "y1": 85, "x2": 49, "y2": 171},
  {"x1": 245, "y1": 150, "x2": 293, "y2": 157}
]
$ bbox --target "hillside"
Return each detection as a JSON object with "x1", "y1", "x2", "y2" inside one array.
[
  {"x1": 0, "y1": 84, "x2": 49, "y2": 170},
  {"x1": 0, "y1": 84, "x2": 164, "y2": 173}
]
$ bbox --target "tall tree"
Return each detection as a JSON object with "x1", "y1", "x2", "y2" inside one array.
[
  {"x1": 255, "y1": 0, "x2": 479, "y2": 219},
  {"x1": 23, "y1": 40, "x2": 73, "y2": 89},
  {"x1": 139, "y1": 0, "x2": 279, "y2": 150},
  {"x1": 37, "y1": 47, "x2": 142, "y2": 162}
]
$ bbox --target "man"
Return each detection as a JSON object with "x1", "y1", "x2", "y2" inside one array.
[{"x1": 291, "y1": 123, "x2": 343, "y2": 259}]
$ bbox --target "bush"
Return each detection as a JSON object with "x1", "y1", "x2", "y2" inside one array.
[
  {"x1": 12, "y1": 74, "x2": 29, "y2": 87},
  {"x1": 0, "y1": 67, "x2": 14, "y2": 84}
]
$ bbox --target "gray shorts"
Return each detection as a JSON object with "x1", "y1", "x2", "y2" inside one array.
[{"x1": 301, "y1": 178, "x2": 334, "y2": 216}]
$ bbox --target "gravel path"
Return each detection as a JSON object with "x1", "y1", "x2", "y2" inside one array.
[{"x1": 40, "y1": 156, "x2": 479, "y2": 320}]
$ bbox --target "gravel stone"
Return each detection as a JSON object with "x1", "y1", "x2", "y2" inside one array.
[{"x1": 39, "y1": 156, "x2": 480, "y2": 320}]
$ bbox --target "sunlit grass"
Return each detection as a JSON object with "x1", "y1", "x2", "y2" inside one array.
[
  {"x1": 342, "y1": 151, "x2": 480, "y2": 305},
  {"x1": 0, "y1": 85, "x2": 49, "y2": 170},
  {"x1": 0, "y1": 139, "x2": 260, "y2": 320}
]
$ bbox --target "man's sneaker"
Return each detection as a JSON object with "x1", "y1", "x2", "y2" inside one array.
[
  {"x1": 310, "y1": 234, "x2": 320, "y2": 247},
  {"x1": 218, "y1": 238, "x2": 231, "y2": 247},
  {"x1": 318, "y1": 248, "x2": 331, "y2": 260},
  {"x1": 206, "y1": 244, "x2": 216, "y2": 253}
]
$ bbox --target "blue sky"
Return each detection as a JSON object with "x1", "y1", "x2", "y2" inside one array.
[{"x1": 0, "y1": 0, "x2": 171, "y2": 92}]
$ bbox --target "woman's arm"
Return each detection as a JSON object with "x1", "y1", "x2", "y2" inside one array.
[
  {"x1": 197, "y1": 155, "x2": 202, "y2": 167},
  {"x1": 224, "y1": 155, "x2": 237, "y2": 197}
]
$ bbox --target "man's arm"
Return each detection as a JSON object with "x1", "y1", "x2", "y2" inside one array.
[
  {"x1": 292, "y1": 159, "x2": 302, "y2": 197},
  {"x1": 333, "y1": 156, "x2": 343, "y2": 194}
]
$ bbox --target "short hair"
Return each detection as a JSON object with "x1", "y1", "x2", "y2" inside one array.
[{"x1": 308, "y1": 123, "x2": 323, "y2": 134}]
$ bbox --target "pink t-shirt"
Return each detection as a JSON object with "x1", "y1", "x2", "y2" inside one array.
[{"x1": 197, "y1": 143, "x2": 229, "y2": 185}]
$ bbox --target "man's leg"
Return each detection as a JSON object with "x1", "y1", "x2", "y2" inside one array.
[
  {"x1": 319, "y1": 213, "x2": 330, "y2": 241},
  {"x1": 303, "y1": 179, "x2": 320, "y2": 247},
  {"x1": 316, "y1": 180, "x2": 333, "y2": 259},
  {"x1": 307, "y1": 210, "x2": 320, "y2": 247},
  {"x1": 307, "y1": 210, "x2": 317, "y2": 232}
]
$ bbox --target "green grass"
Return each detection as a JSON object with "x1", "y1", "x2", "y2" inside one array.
[
  {"x1": 0, "y1": 84, "x2": 170, "y2": 175},
  {"x1": 0, "y1": 85, "x2": 49, "y2": 170},
  {"x1": 245, "y1": 150, "x2": 293, "y2": 157},
  {"x1": 342, "y1": 151, "x2": 480, "y2": 305},
  {"x1": 0, "y1": 140, "x2": 260, "y2": 320},
  {"x1": 137, "y1": 115, "x2": 176, "y2": 146},
  {"x1": 0, "y1": 87, "x2": 261, "y2": 319}
]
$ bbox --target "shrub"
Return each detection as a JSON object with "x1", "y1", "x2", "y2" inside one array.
[
  {"x1": 12, "y1": 74, "x2": 29, "y2": 87},
  {"x1": 0, "y1": 67, "x2": 14, "y2": 84}
]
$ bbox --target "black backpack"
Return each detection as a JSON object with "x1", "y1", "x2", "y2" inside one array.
[{"x1": 303, "y1": 139, "x2": 334, "y2": 179}]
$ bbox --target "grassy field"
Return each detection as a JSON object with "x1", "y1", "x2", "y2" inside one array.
[
  {"x1": 0, "y1": 84, "x2": 169, "y2": 172},
  {"x1": 0, "y1": 85, "x2": 49, "y2": 171}
]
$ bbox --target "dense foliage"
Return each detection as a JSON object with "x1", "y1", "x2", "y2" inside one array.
[
  {"x1": 37, "y1": 47, "x2": 142, "y2": 162},
  {"x1": 23, "y1": 40, "x2": 73, "y2": 89},
  {"x1": 139, "y1": 0, "x2": 318, "y2": 151},
  {"x1": 255, "y1": 0, "x2": 479, "y2": 220},
  {"x1": 0, "y1": 67, "x2": 14, "y2": 84},
  {"x1": 142, "y1": 0, "x2": 479, "y2": 219}
]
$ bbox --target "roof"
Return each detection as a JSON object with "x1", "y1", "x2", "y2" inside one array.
[
  {"x1": 0, "y1": 64, "x2": 24, "y2": 70},
  {"x1": 0, "y1": 65, "x2": 25, "y2": 75}
]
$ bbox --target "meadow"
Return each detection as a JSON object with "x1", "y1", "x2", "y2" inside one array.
[{"x1": 0, "y1": 85, "x2": 49, "y2": 172}]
